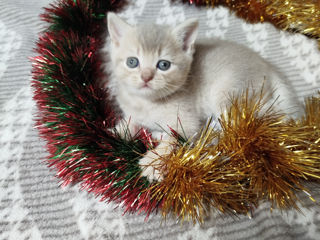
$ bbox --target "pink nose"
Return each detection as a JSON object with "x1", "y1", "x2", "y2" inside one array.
[
  {"x1": 141, "y1": 69, "x2": 154, "y2": 83},
  {"x1": 142, "y1": 75, "x2": 153, "y2": 83}
]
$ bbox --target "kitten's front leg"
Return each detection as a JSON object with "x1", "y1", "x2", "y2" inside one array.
[
  {"x1": 139, "y1": 134, "x2": 174, "y2": 182},
  {"x1": 113, "y1": 117, "x2": 139, "y2": 140}
]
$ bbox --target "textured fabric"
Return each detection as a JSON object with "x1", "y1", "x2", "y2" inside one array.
[{"x1": 0, "y1": 0, "x2": 320, "y2": 239}]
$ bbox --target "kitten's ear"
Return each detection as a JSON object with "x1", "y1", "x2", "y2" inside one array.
[
  {"x1": 107, "y1": 13, "x2": 132, "y2": 46},
  {"x1": 172, "y1": 19, "x2": 198, "y2": 53}
]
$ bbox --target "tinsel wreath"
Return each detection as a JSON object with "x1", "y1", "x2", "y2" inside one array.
[{"x1": 32, "y1": 0, "x2": 320, "y2": 224}]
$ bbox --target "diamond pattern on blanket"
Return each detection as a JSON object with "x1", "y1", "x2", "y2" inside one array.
[{"x1": 0, "y1": 21, "x2": 22, "y2": 80}]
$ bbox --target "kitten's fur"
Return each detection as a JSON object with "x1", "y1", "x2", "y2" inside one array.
[{"x1": 104, "y1": 13, "x2": 302, "y2": 181}]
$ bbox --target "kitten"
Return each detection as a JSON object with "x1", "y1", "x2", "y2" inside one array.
[{"x1": 104, "y1": 13, "x2": 302, "y2": 182}]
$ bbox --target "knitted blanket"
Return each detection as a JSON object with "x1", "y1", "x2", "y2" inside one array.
[{"x1": 0, "y1": 0, "x2": 319, "y2": 239}]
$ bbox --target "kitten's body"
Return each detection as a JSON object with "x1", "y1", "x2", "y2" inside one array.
[{"x1": 105, "y1": 14, "x2": 302, "y2": 181}]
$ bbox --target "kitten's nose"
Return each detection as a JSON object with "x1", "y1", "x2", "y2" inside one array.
[{"x1": 141, "y1": 68, "x2": 155, "y2": 83}]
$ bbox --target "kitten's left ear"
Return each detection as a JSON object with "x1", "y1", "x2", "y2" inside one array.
[{"x1": 172, "y1": 19, "x2": 199, "y2": 53}]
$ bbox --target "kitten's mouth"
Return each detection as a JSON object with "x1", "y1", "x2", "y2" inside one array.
[{"x1": 141, "y1": 83, "x2": 151, "y2": 89}]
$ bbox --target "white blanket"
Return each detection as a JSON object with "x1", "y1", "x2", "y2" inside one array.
[{"x1": 0, "y1": 0, "x2": 319, "y2": 239}]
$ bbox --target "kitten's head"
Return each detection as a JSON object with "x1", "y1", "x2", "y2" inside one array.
[{"x1": 107, "y1": 13, "x2": 198, "y2": 100}]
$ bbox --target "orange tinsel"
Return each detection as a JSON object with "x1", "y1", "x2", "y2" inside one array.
[{"x1": 149, "y1": 89, "x2": 320, "y2": 223}]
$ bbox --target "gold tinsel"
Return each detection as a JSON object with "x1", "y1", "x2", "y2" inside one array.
[
  {"x1": 181, "y1": 0, "x2": 320, "y2": 48},
  {"x1": 150, "y1": 90, "x2": 320, "y2": 223}
]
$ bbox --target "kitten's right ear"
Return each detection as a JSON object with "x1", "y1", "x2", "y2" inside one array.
[
  {"x1": 172, "y1": 18, "x2": 199, "y2": 53},
  {"x1": 107, "y1": 13, "x2": 132, "y2": 46}
]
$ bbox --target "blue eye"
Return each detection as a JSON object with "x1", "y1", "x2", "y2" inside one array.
[
  {"x1": 126, "y1": 57, "x2": 139, "y2": 68},
  {"x1": 157, "y1": 60, "x2": 171, "y2": 71}
]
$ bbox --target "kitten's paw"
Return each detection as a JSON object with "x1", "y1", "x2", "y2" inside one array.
[
  {"x1": 114, "y1": 123, "x2": 130, "y2": 139},
  {"x1": 139, "y1": 135, "x2": 174, "y2": 182},
  {"x1": 139, "y1": 153, "x2": 164, "y2": 182},
  {"x1": 112, "y1": 121, "x2": 139, "y2": 140}
]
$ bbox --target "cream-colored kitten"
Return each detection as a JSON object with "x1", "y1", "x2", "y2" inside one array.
[{"x1": 104, "y1": 13, "x2": 302, "y2": 182}]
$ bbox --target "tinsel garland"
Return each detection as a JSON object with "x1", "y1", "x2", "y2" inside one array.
[
  {"x1": 32, "y1": 0, "x2": 320, "y2": 224},
  {"x1": 154, "y1": 90, "x2": 320, "y2": 222},
  {"x1": 32, "y1": 0, "x2": 159, "y2": 215}
]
